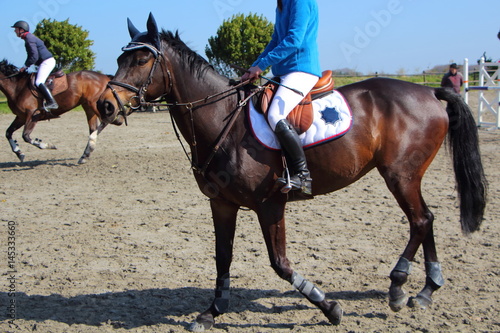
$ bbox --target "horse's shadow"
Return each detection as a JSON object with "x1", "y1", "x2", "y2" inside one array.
[
  {"x1": 0, "y1": 158, "x2": 79, "y2": 170},
  {"x1": 0, "y1": 288, "x2": 387, "y2": 330}
]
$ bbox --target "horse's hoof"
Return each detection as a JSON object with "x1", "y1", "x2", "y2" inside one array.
[
  {"x1": 18, "y1": 153, "x2": 25, "y2": 163},
  {"x1": 78, "y1": 157, "x2": 87, "y2": 164},
  {"x1": 408, "y1": 294, "x2": 432, "y2": 309},
  {"x1": 389, "y1": 294, "x2": 408, "y2": 312},
  {"x1": 323, "y1": 300, "x2": 343, "y2": 325},
  {"x1": 189, "y1": 319, "x2": 213, "y2": 332}
]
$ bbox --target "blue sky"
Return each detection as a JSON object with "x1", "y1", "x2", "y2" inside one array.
[{"x1": 1, "y1": 0, "x2": 499, "y2": 75}]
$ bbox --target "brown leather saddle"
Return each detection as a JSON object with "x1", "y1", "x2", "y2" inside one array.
[
  {"x1": 29, "y1": 70, "x2": 68, "y2": 98},
  {"x1": 254, "y1": 70, "x2": 334, "y2": 134}
]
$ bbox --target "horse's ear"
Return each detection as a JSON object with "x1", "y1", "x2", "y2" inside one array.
[
  {"x1": 146, "y1": 12, "x2": 160, "y2": 49},
  {"x1": 127, "y1": 18, "x2": 141, "y2": 40}
]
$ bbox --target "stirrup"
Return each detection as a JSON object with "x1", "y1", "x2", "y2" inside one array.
[
  {"x1": 276, "y1": 169, "x2": 313, "y2": 196},
  {"x1": 280, "y1": 167, "x2": 292, "y2": 193},
  {"x1": 43, "y1": 100, "x2": 59, "y2": 110}
]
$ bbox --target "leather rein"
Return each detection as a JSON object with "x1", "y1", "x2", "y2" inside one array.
[{"x1": 106, "y1": 43, "x2": 259, "y2": 176}]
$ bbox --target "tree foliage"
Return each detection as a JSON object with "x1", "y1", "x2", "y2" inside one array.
[
  {"x1": 206, "y1": 13, "x2": 273, "y2": 77},
  {"x1": 35, "y1": 19, "x2": 95, "y2": 72}
]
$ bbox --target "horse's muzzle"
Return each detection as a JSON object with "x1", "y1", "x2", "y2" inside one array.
[{"x1": 98, "y1": 99, "x2": 124, "y2": 126}]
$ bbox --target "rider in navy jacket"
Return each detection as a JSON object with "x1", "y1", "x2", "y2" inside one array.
[
  {"x1": 12, "y1": 20, "x2": 59, "y2": 110},
  {"x1": 23, "y1": 32, "x2": 54, "y2": 68}
]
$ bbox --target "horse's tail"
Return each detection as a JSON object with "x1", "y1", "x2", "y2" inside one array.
[{"x1": 434, "y1": 88, "x2": 487, "y2": 234}]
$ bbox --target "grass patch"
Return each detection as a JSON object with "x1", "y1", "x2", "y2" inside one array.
[{"x1": 0, "y1": 99, "x2": 10, "y2": 114}]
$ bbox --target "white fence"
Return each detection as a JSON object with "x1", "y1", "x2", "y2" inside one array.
[{"x1": 464, "y1": 57, "x2": 500, "y2": 129}]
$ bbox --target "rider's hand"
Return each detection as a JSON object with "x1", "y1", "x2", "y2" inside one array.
[{"x1": 241, "y1": 66, "x2": 263, "y2": 82}]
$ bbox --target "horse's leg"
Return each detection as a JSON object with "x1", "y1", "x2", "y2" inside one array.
[
  {"x1": 190, "y1": 197, "x2": 239, "y2": 332},
  {"x1": 256, "y1": 198, "x2": 343, "y2": 325},
  {"x1": 408, "y1": 228, "x2": 444, "y2": 309},
  {"x1": 78, "y1": 109, "x2": 105, "y2": 164},
  {"x1": 22, "y1": 111, "x2": 57, "y2": 150},
  {"x1": 6, "y1": 117, "x2": 26, "y2": 162},
  {"x1": 383, "y1": 175, "x2": 443, "y2": 312}
]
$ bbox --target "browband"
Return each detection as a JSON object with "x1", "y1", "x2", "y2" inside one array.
[{"x1": 122, "y1": 42, "x2": 160, "y2": 58}]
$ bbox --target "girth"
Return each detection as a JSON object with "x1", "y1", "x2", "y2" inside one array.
[
  {"x1": 29, "y1": 70, "x2": 68, "y2": 98},
  {"x1": 253, "y1": 70, "x2": 334, "y2": 134}
]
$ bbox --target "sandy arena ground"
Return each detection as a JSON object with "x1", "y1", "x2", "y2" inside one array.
[{"x1": 0, "y1": 95, "x2": 499, "y2": 332}]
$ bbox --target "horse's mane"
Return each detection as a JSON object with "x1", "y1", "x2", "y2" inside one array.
[
  {"x1": 160, "y1": 30, "x2": 214, "y2": 78},
  {"x1": 0, "y1": 59, "x2": 20, "y2": 76}
]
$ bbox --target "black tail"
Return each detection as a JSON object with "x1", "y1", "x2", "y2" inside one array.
[{"x1": 434, "y1": 88, "x2": 487, "y2": 234}]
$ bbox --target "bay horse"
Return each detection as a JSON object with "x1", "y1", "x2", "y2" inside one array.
[
  {"x1": 0, "y1": 59, "x2": 115, "y2": 164},
  {"x1": 97, "y1": 14, "x2": 487, "y2": 331}
]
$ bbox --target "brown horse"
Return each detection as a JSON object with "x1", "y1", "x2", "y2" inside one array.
[
  {"x1": 97, "y1": 14, "x2": 487, "y2": 331},
  {"x1": 0, "y1": 59, "x2": 115, "y2": 164}
]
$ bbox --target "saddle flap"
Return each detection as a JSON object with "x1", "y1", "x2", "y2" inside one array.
[
  {"x1": 286, "y1": 93, "x2": 313, "y2": 134},
  {"x1": 30, "y1": 71, "x2": 68, "y2": 97}
]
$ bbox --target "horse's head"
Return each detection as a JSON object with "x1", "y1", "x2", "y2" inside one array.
[{"x1": 98, "y1": 13, "x2": 169, "y2": 125}]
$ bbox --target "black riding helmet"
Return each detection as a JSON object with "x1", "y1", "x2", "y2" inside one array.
[{"x1": 12, "y1": 21, "x2": 29, "y2": 32}]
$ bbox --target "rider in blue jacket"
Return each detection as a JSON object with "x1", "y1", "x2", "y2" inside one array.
[
  {"x1": 242, "y1": 0, "x2": 321, "y2": 198},
  {"x1": 12, "y1": 20, "x2": 59, "y2": 110}
]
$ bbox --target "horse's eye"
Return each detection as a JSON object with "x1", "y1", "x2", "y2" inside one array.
[{"x1": 137, "y1": 58, "x2": 148, "y2": 66}]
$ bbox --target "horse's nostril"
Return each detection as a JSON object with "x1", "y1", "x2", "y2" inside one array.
[{"x1": 103, "y1": 101, "x2": 115, "y2": 117}]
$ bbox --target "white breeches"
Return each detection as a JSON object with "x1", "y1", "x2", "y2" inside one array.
[
  {"x1": 35, "y1": 57, "x2": 56, "y2": 86},
  {"x1": 267, "y1": 71, "x2": 319, "y2": 131}
]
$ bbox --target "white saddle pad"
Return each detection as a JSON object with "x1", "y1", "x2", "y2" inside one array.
[{"x1": 248, "y1": 90, "x2": 353, "y2": 150}]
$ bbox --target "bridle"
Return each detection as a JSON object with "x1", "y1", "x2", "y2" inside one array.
[
  {"x1": 106, "y1": 42, "x2": 170, "y2": 126},
  {"x1": 106, "y1": 41, "x2": 259, "y2": 176}
]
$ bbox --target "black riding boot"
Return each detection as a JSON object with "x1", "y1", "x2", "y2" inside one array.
[
  {"x1": 275, "y1": 119, "x2": 313, "y2": 198},
  {"x1": 38, "y1": 83, "x2": 59, "y2": 110}
]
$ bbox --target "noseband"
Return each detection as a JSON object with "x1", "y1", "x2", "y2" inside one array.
[{"x1": 106, "y1": 42, "x2": 172, "y2": 125}]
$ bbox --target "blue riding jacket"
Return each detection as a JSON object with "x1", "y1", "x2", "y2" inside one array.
[{"x1": 252, "y1": 0, "x2": 321, "y2": 78}]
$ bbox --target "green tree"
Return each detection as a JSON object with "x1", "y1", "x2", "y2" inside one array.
[
  {"x1": 206, "y1": 13, "x2": 273, "y2": 77},
  {"x1": 35, "y1": 19, "x2": 95, "y2": 72}
]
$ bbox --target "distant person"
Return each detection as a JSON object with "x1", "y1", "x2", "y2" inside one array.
[
  {"x1": 441, "y1": 63, "x2": 463, "y2": 94},
  {"x1": 12, "y1": 20, "x2": 59, "y2": 110}
]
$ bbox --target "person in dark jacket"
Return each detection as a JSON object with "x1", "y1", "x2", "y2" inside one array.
[
  {"x1": 441, "y1": 63, "x2": 463, "y2": 94},
  {"x1": 12, "y1": 20, "x2": 59, "y2": 110},
  {"x1": 242, "y1": 0, "x2": 320, "y2": 198}
]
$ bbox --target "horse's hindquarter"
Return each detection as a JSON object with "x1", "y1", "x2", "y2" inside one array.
[{"x1": 309, "y1": 78, "x2": 448, "y2": 195}]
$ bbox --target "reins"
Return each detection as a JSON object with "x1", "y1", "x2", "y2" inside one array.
[
  {"x1": 144, "y1": 79, "x2": 258, "y2": 175},
  {"x1": 107, "y1": 42, "x2": 262, "y2": 176}
]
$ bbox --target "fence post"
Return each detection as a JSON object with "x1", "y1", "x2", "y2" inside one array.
[
  {"x1": 478, "y1": 57, "x2": 485, "y2": 125},
  {"x1": 463, "y1": 58, "x2": 469, "y2": 104}
]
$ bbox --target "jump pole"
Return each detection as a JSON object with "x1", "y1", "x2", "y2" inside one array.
[{"x1": 464, "y1": 57, "x2": 500, "y2": 129}]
